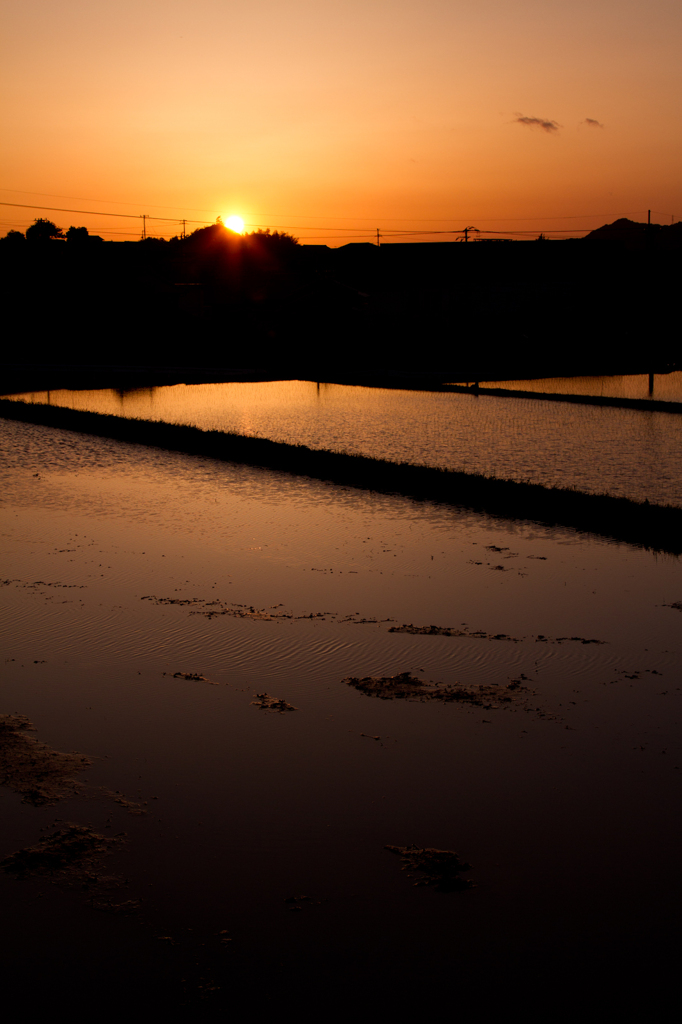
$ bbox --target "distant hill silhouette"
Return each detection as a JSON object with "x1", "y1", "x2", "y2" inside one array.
[{"x1": 585, "y1": 217, "x2": 682, "y2": 247}]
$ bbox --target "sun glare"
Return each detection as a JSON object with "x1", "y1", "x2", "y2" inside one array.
[{"x1": 225, "y1": 215, "x2": 245, "y2": 234}]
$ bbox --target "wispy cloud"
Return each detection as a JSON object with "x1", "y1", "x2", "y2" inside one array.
[
  {"x1": 514, "y1": 114, "x2": 561, "y2": 133},
  {"x1": 583, "y1": 118, "x2": 605, "y2": 128}
]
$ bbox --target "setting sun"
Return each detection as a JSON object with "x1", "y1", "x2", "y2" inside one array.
[{"x1": 224, "y1": 215, "x2": 245, "y2": 234}]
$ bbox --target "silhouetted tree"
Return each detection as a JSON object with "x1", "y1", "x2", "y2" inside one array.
[
  {"x1": 0, "y1": 229, "x2": 26, "y2": 245},
  {"x1": 26, "y1": 218, "x2": 64, "y2": 242},
  {"x1": 180, "y1": 222, "x2": 299, "y2": 255},
  {"x1": 66, "y1": 225, "x2": 105, "y2": 243},
  {"x1": 247, "y1": 228, "x2": 299, "y2": 248},
  {"x1": 181, "y1": 221, "x2": 239, "y2": 253}
]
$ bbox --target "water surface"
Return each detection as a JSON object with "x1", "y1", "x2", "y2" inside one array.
[
  {"x1": 468, "y1": 371, "x2": 682, "y2": 403},
  {"x1": 5, "y1": 379, "x2": 682, "y2": 506},
  {"x1": 0, "y1": 415, "x2": 681, "y2": 1011}
]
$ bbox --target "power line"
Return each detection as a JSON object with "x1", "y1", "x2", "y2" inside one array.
[
  {"x1": 0, "y1": 201, "x2": 211, "y2": 225},
  {"x1": 0, "y1": 188, "x2": 221, "y2": 215},
  {"x1": 234, "y1": 209, "x2": 648, "y2": 223},
  {"x1": 2, "y1": 197, "x2": 656, "y2": 243},
  {"x1": 2, "y1": 203, "x2": 592, "y2": 237},
  {"x1": 0, "y1": 188, "x2": 652, "y2": 225}
]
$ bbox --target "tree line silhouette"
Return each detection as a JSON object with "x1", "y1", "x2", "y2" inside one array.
[
  {"x1": 2, "y1": 217, "x2": 299, "y2": 250},
  {"x1": 1, "y1": 215, "x2": 678, "y2": 376}
]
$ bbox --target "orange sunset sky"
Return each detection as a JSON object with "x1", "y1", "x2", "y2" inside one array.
[{"x1": 2, "y1": 0, "x2": 681, "y2": 244}]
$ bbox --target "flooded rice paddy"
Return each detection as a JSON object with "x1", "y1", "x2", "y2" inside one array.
[
  {"x1": 0, "y1": 403, "x2": 681, "y2": 1013},
  {"x1": 6, "y1": 376, "x2": 682, "y2": 507},
  {"x1": 473, "y1": 371, "x2": 682, "y2": 404}
]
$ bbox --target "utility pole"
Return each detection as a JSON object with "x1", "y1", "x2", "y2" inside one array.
[
  {"x1": 182, "y1": 219, "x2": 186, "y2": 239},
  {"x1": 648, "y1": 209, "x2": 651, "y2": 225},
  {"x1": 142, "y1": 214, "x2": 147, "y2": 239},
  {"x1": 376, "y1": 228, "x2": 381, "y2": 247}
]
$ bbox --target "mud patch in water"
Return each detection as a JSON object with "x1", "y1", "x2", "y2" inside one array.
[
  {"x1": 99, "y1": 789, "x2": 148, "y2": 814},
  {"x1": 1, "y1": 824, "x2": 138, "y2": 912},
  {"x1": 388, "y1": 623, "x2": 522, "y2": 641},
  {"x1": 142, "y1": 594, "x2": 394, "y2": 626},
  {"x1": 2, "y1": 714, "x2": 180, "y2": 818},
  {"x1": 0, "y1": 714, "x2": 91, "y2": 806},
  {"x1": 163, "y1": 671, "x2": 217, "y2": 684},
  {"x1": 251, "y1": 693, "x2": 298, "y2": 713},
  {"x1": 143, "y1": 594, "x2": 605, "y2": 646},
  {"x1": 0, "y1": 578, "x2": 86, "y2": 591},
  {"x1": 344, "y1": 672, "x2": 529, "y2": 707},
  {"x1": 2, "y1": 824, "x2": 114, "y2": 877},
  {"x1": 388, "y1": 623, "x2": 605, "y2": 644},
  {"x1": 284, "y1": 894, "x2": 321, "y2": 911},
  {"x1": 385, "y1": 844, "x2": 474, "y2": 893}
]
